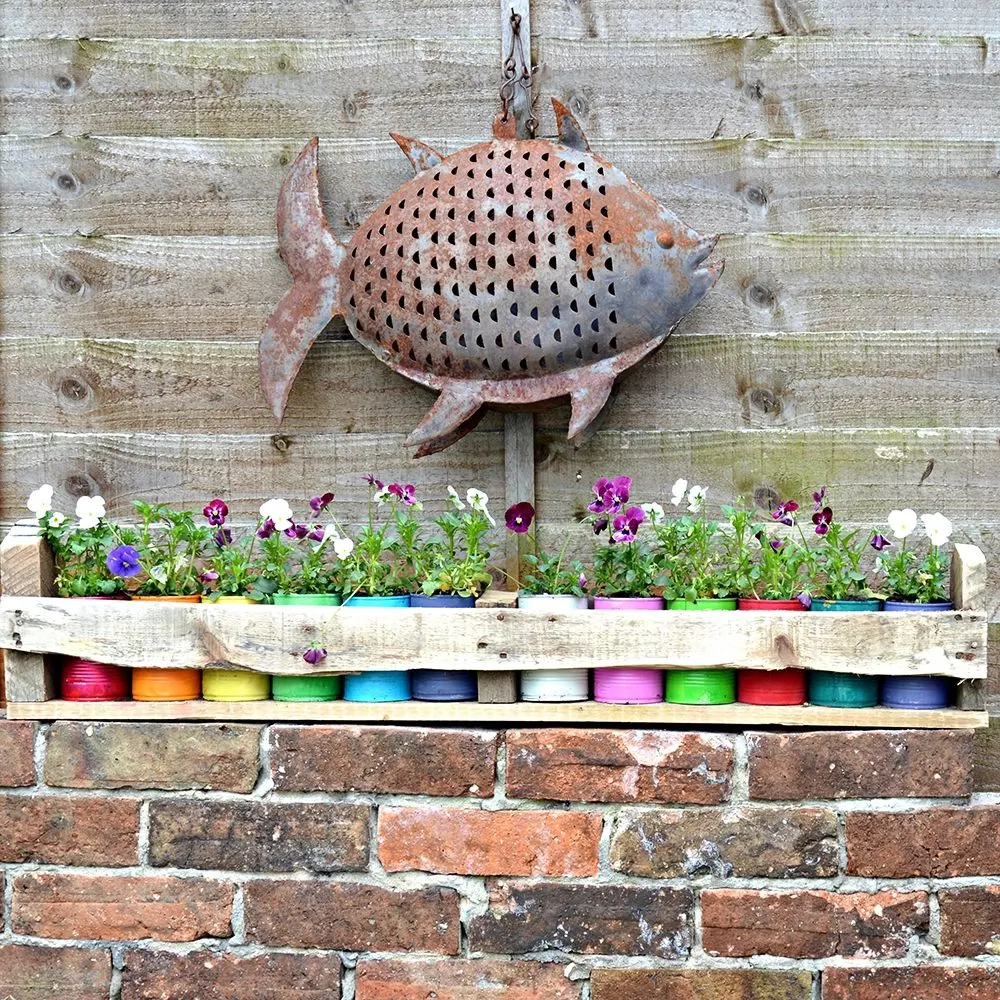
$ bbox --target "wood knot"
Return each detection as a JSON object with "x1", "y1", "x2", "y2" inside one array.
[{"x1": 270, "y1": 434, "x2": 292, "y2": 453}]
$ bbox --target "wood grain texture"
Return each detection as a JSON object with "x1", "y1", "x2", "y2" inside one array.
[
  {"x1": 5, "y1": 234, "x2": 1000, "y2": 341},
  {"x1": 953, "y1": 543, "x2": 989, "y2": 712},
  {"x1": 6, "y1": 136, "x2": 999, "y2": 238},
  {"x1": 7, "y1": 0, "x2": 999, "y2": 38},
  {"x1": 5, "y1": 699, "x2": 988, "y2": 729},
  {"x1": 4, "y1": 37, "x2": 1000, "y2": 140},
  {"x1": 0, "y1": 431, "x2": 505, "y2": 522},
  {"x1": 0, "y1": 597, "x2": 987, "y2": 677}
]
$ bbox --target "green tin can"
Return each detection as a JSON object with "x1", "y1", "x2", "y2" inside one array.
[
  {"x1": 271, "y1": 593, "x2": 342, "y2": 701},
  {"x1": 666, "y1": 598, "x2": 737, "y2": 704}
]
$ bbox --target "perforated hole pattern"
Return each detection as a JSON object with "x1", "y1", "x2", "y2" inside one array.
[{"x1": 346, "y1": 139, "x2": 621, "y2": 379}]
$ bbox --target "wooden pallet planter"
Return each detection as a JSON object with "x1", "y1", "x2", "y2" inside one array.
[{"x1": 0, "y1": 523, "x2": 989, "y2": 728}]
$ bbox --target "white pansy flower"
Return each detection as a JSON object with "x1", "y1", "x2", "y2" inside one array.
[
  {"x1": 75, "y1": 495, "x2": 106, "y2": 530},
  {"x1": 921, "y1": 512, "x2": 953, "y2": 547},
  {"x1": 687, "y1": 485, "x2": 706, "y2": 513},
  {"x1": 259, "y1": 498, "x2": 293, "y2": 531},
  {"x1": 670, "y1": 478, "x2": 688, "y2": 506},
  {"x1": 641, "y1": 502, "x2": 665, "y2": 524},
  {"x1": 27, "y1": 484, "x2": 54, "y2": 519},
  {"x1": 467, "y1": 488, "x2": 496, "y2": 525},
  {"x1": 887, "y1": 508, "x2": 917, "y2": 540},
  {"x1": 48, "y1": 512, "x2": 66, "y2": 528},
  {"x1": 447, "y1": 485, "x2": 465, "y2": 509},
  {"x1": 373, "y1": 487, "x2": 393, "y2": 505},
  {"x1": 333, "y1": 536, "x2": 355, "y2": 559}
]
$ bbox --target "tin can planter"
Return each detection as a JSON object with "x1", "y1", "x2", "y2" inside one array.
[
  {"x1": 131, "y1": 595, "x2": 202, "y2": 701},
  {"x1": 202, "y1": 597, "x2": 271, "y2": 702},
  {"x1": 62, "y1": 595, "x2": 130, "y2": 702},
  {"x1": 593, "y1": 596, "x2": 665, "y2": 704},
  {"x1": 409, "y1": 594, "x2": 478, "y2": 701},
  {"x1": 343, "y1": 594, "x2": 412, "y2": 702},
  {"x1": 808, "y1": 598, "x2": 881, "y2": 708},
  {"x1": 881, "y1": 600, "x2": 954, "y2": 709},
  {"x1": 271, "y1": 594, "x2": 342, "y2": 701},
  {"x1": 665, "y1": 598, "x2": 737, "y2": 705},
  {"x1": 61, "y1": 658, "x2": 130, "y2": 702},
  {"x1": 518, "y1": 593, "x2": 589, "y2": 702},
  {"x1": 736, "y1": 598, "x2": 807, "y2": 706}
]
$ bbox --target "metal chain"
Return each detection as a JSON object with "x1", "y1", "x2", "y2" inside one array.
[{"x1": 499, "y1": 9, "x2": 536, "y2": 137}]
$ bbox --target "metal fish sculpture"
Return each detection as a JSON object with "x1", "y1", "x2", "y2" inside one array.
[{"x1": 260, "y1": 99, "x2": 723, "y2": 456}]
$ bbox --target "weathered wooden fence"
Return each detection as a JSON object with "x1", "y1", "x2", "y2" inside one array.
[{"x1": 2, "y1": 1, "x2": 999, "y2": 636}]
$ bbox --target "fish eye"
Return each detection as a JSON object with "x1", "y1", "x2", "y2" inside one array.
[{"x1": 656, "y1": 232, "x2": 675, "y2": 250}]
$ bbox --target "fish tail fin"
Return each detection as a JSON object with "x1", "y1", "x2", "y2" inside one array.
[
  {"x1": 406, "y1": 382, "x2": 485, "y2": 458},
  {"x1": 260, "y1": 137, "x2": 346, "y2": 421}
]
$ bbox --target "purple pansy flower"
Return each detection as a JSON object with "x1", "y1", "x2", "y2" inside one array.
[
  {"x1": 303, "y1": 647, "x2": 327, "y2": 665},
  {"x1": 107, "y1": 545, "x2": 142, "y2": 577},
  {"x1": 364, "y1": 473, "x2": 384, "y2": 489},
  {"x1": 309, "y1": 492, "x2": 335, "y2": 512},
  {"x1": 797, "y1": 592, "x2": 812, "y2": 609},
  {"x1": 812, "y1": 487, "x2": 827, "y2": 512},
  {"x1": 593, "y1": 517, "x2": 609, "y2": 535},
  {"x1": 505, "y1": 501, "x2": 535, "y2": 533},
  {"x1": 257, "y1": 518, "x2": 276, "y2": 539},
  {"x1": 283, "y1": 522, "x2": 310, "y2": 540},
  {"x1": 203, "y1": 498, "x2": 228, "y2": 526},
  {"x1": 578, "y1": 572, "x2": 588, "y2": 590},
  {"x1": 214, "y1": 527, "x2": 232, "y2": 548},
  {"x1": 870, "y1": 534, "x2": 891, "y2": 552},
  {"x1": 812, "y1": 506, "x2": 833, "y2": 536},
  {"x1": 387, "y1": 483, "x2": 418, "y2": 506},
  {"x1": 769, "y1": 538, "x2": 784, "y2": 552},
  {"x1": 612, "y1": 505, "x2": 645, "y2": 543},
  {"x1": 199, "y1": 570, "x2": 219, "y2": 583},
  {"x1": 588, "y1": 477, "x2": 613, "y2": 513},
  {"x1": 771, "y1": 500, "x2": 799, "y2": 526},
  {"x1": 307, "y1": 525, "x2": 325, "y2": 542}
]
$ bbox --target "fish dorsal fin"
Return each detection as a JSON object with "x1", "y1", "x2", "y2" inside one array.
[
  {"x1": 551, "y1": 98, "x2": 590, "y2": 152},
  {"x1": 390, "y1": 134, "x2": 444, "y2": 173}
]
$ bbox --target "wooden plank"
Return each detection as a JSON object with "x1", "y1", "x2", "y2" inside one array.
[
  {"x1": 2, "y1": 1, "x2": 498, "y2": 38},
  {"x1": 0, "y1": 524, "x2": 56, "y2": 702},
  {"x1": 0, "y1": 38, "x2": 515, "y2": 139},
  {"x1": 4, "y1": 37, "x2": 999, "y2": 141},
  {"x1": 531, "y1": 428, "x2": 1000, "y2": 525},
  {"x1": 7, "y1": 136, "x2": 1000, "y2": 238},
  {"x1": 534, "y1": 36, "x2": 1000, "y2": 141},
  {"x1": 0, "y1": 598, "x2": 987, "y2": 678},
  {"x1": 533, "y1": 0, "x2": 1000, "y2": 37},
  {"x1": 6, "y1": 234, "x2": 1000, "y2": 342},
  {"x1": 0, "y1": 431, "x2": 505, "y2": 523},
  {"x1": 953, "y1": 542, "x2": 988, "y2": 711},
  {"x1": 8, "y1": 0, "x2": 999, "y2": 39},
  {"x1": 1, "y1": 330, "x2": 998, "y2": 436},
  {"x1": 5, "y1": 698, "x2": 988, "y2": 729}
]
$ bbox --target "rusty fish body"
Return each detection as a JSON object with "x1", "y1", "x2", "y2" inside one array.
[{"x1": 260, "y1": 100, "x2": 723, "y2": 456}]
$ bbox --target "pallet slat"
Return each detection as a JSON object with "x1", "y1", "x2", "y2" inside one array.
[
  {"x1": 0, "y1": 598, "x2": 986, "y2": 680},
  {"x1": 5, "y1": 699, "x2": 988, "y2": 729}
]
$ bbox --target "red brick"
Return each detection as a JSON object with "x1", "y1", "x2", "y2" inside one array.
[
  {"x1": 822, "y1": 966, "x2": 1000, "y2": 1000},
  {"x1": 0, "y1": 944, "x2": 111, "y2": 1000},
  {"x1": 270, "y1": 724, "x2": 496, "y2": 796},
  {"x1": 939, "y1": 886, "x2": 1000, "y2": 956},
  {"x1": 590, "y1": 968, "x2": 813, "y2": 1000},
  {"x1": 506, "y1": 729, "x2": 732, "y2": 804},
  {"x1": 747, "y1": 729, "x2": 973, "y2": 800},
  {"x1": 468, "y1": 881, "x2": 691, "y2": 956},
  {"x1": 610, "y1": 806, "x2": 838, "y2": 878},
  {"x1": 122, "y1": 950, "x2": 341, "y2": 999},
  {"x1": 355, "y1": 959, "x2": 580, "y2": 1000},
  {"x1": 149, "y1": 798, "x2": 369, "y2": 872},
  {"x1": 0, "y1": 793, "x2": 138, "y2": 866},
  {"x1": 244, "y1": 879, "x2": 459, "y2": 953},
  {"x1": 45, "y1": 721, "x2": 261, "y2": 791},
  {"x1": 702, "y1": 888, "x2": 927, "y2": 958},
  {"x1": 379, "y1": 807, "x2": 601, "y2": 876},
  {"x1": 12, "y1": 872, "x2": 233, "y2": 941},
  {"x1": 0, "y1": 720, "x2": 36, "y2": 786},
  {"x1": 846, "y1": 807, "x2": 1000, "y2": 876}
]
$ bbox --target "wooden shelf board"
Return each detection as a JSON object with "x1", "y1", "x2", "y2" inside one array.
[{"x1": 6, "y1": 699, "x2": 988, "y2": 728}]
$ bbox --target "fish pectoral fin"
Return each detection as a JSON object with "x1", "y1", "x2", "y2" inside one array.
[
  {"x1": 390, "y1": 134, "x2": 444, "y2": 173},
  {"x1": 551, "y1": 98, "x2": 591, "y2": 153},
  {"x1": 406, "y1": 384, "x2": 485, "y2": 458},
  {"x1": 568, "y1": 378, "x2": 616, "y2": 440}
]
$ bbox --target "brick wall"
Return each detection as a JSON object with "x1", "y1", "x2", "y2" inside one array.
[{"x1": 1, "y1": 721, "x2": 999, "y2": 999}]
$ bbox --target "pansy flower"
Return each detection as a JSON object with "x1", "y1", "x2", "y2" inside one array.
[
  {"x1": 504, "y1": 501, "x2": 534, "y2": 534},
  {"x1": 812, "y1": 506, "x2": 833, "y2": 536},
  {"x1": 106, "y1": 545, "x2": 142, "y2": 578},
  {"x1": 771, "y1": 500, "x2": 799, "y2": 526},
  {"x1": 203, "y1": 498, "x2": 228, "y2": 526},
  {"x1": 309, "y1": 492, "x2": 335, "y2": 512},
  {"x1": 611, "y1": 505, "x2": 645, "y2": 543}
]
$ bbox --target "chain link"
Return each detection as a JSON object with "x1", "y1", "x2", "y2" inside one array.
[{"x1": 499, "y1": 9, "x2": 536, "y2": 137}]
